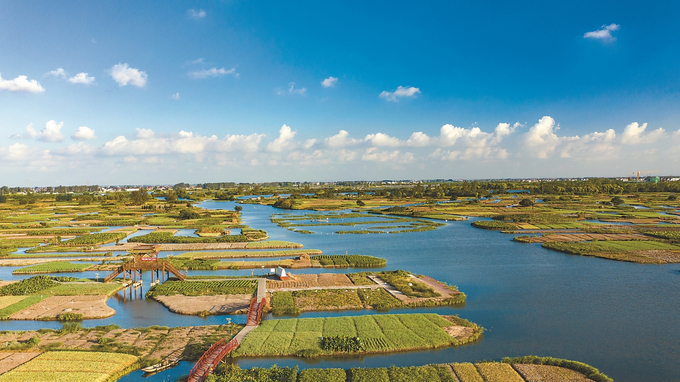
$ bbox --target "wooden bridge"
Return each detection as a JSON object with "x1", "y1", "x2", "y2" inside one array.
[
  {"x1": 188, "y1": 296, "x2": 266, "y2": 382},
  {"x1": 104, "y1": 244, "x2": 186, "y2": 283}
]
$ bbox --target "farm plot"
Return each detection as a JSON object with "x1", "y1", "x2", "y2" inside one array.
[
  {"x1": 233, "y1": 313, "x2": 479, "y2": 357},
  {"x1": 60, "y1": 231, "x2": 131, "y2": 246},
  {"x1": 311, "y1": 254, "x2": 386, "y2": 268},
  {"x1": 0, "y1": 351, "x2": 138, "y2": 382},
  {"x1": 13, "y1": 261, "x2": 91, "y2": 274},
  {"x1": 146, "y1": 279, "x2": 257, "y2": 297}
]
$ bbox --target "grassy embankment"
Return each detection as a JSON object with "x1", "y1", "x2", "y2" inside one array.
[
  {"x1": 541, "y1": 240, "x2": 680, "y2": 263},
  {"x1": 233, "y1": 313, "x2": 482, "y2": 358},
  {"x1": 12, "y1": 261, "x2": 92, "y2": 274},
  {"x1": 179, "y1": 355, "x2": 614, "y2": 382},
  {"x1": 271, "y1": 212, "x2": 446, "y2": 235}
]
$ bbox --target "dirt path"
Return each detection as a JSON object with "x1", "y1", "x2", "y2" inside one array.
[
  {"x1": 0, "y1": 352, "x2": 41, "y2": 374},
  {"x1": 153, "y1": 294, "x2": 252, "y2": 315}
]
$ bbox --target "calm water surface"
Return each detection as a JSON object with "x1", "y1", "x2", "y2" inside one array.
[{"x1": 2, "y1": 200, "x2": 678, "y2": 381}]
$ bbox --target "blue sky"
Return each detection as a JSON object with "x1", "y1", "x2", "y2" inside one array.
[{"x1": 1, "y1": 1, "x2": 679, "y2": 186}]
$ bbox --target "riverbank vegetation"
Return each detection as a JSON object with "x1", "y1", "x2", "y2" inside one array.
[
  {"x1": 270, "y1": 212, "x2": 446, "y2": 235},
  {"x1": 187, "y1": 356, "x2": 613, "y2": 382}
]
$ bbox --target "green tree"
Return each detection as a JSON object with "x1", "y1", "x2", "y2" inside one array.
[
  {"x1": 610, "y1": 196, "x2": 624, "y2": 205},
  {"x1": 130, "y1": 189, "x2": 149, "y2": 205},
  {"x1": 519, "y1": 198, "x2": 535, "y2": 207}
]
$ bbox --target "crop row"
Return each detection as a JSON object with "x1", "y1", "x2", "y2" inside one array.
[
  {"x1": 0, "y1": 351, "x2": 138, "y2": 382},
  {"x1": 146, "y1": 279, "x2": 256, "y2": 297},
  {"x1": 128, "y1": 231, "x2": 249, "y2": 243},
  {"x1": 234, "y1": 313, "x2": 459, "y2": 357},
  {"x1": 311, "y1": 254, "x2": 386, "y2": 268},
  {"x1": 61, "y1": 232, "x2": 129, "y2": 246},
  {"x1": 0, "y1": 276, "x2": 58, "y2": 296},
  {"x1": 13, "y1": 261, "x2": 91, "y2": 274}
]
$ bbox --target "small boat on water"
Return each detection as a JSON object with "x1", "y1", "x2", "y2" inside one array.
[
  {"x1": 141, "y1": 348, "x2": 183, "y2": 375},
  {"x1": 141, "y1": 358, "x2": 178, "y2": 374}
]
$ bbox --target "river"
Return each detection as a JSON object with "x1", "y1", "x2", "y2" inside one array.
[{"x1": 2, "y1": 200, "x2": 679, "y2": 382}]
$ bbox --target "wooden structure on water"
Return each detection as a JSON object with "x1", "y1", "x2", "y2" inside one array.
[{"x1": 104, "y1": 244, "x2": 186, "y2": 283}]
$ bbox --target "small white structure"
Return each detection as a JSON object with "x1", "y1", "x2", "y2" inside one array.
[{"x1": 275, "y1": 267, "x2": 289, "y2": 280}]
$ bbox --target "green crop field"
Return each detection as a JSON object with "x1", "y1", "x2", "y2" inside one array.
[
  {"x1": 60, "y1": 232, "x2": 130, "y2": 246},
  {"x1": 146, "y1": 279, "x2": 257, "y2": 297},
  {"x1": 311, "y1": 254, "x2": 386, "y2": 268},
  {"x1": 13, "y1": 261, "x2": 91, "y2": 274},
  {"x1": 233, "y1": 313, "x2": 474, "y2": 357},
  {"x1": 177, "y1": 249, "x2": 322, "y2": 259},
  {"x1": 0, "y1": 351, "x2": 138, "y2": 382}
]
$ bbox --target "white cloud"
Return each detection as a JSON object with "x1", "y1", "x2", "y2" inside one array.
[
  {"x1": 8, "y1": 124, "x2": 38, "y2": 139},
  {"x1": 405, "y1": 132, "x2": 431, "y2": 147},
  {"x1": 0, "y1": 143, "x2": 28, "y2": 160},
  {"x1": 100, "y1": 130, "x2": 265, "y2": 156},
  {"x1": 188, "y1": 9, "x2": 206, "y2": 19},
  {"x1": 38, "y1": 120, "x2": 65, "y2": 142},
  {"x1": 559, "y1": 129, "x2": 617, "y2": 159},
  {"x1": 0, "y1": 73, "x2": 45, "y2": 93},
  {"x1": 288, "y1": 83, "x2": 306, "y2": 95},
  {"x1": 438, "y1": 124, "x2": 468, "y2": 146},
  {"x1": 266, "y1": 124, "x2": 297, "y2": 152},
  {"x1": 135, "y1": 128, "x2": 155, "y2": 139},
  {"x1": 523, "y1": 116, "x2": 562, "y2": 158},
  {"x1": 72, "y1": 126, "x2": 97, "y2": 141},
  {"x1": 621, "y1": 122, "x2": 665, "y2": 144},
  {"x1": 110, "y1": 63, "x2": 147, "y2": 87},
  {"x1": 325, "y1": 130, "x2": 361, "y2": 148},
  {"x1": 493, "y1": 122, "x2": 521, "y2": 143},
  {"x1": 302, "y1": 139, "x2": 317, "y2": 149},
  {"x1": 188, "y1": 67, "x2": 237, "y2": 79},
  {"x1": 46, "y1": 68, "x2": 68, "y2": 78},
  {"x1": 68, "y1": 72, "x2": 95, "y2": 85},
  {"x1": 364, "y1": 132, "x2": 402, "y2": 147},
  {"x1": 584, "y1": 23, "x2": 620, "y2": 42},
  {"x1": 172, "y1": 93, "x2": 180, "y2": 100},
  {"x1": 379, "y1": 86, "x2": 420, "y2": 102},
  {"x1": 362, "y1": 148, "x2": 414, "y2": 163},
  {"x1": 55, "y1": 142, "x2": 97, "y2": 156},
  {"x1": 321, "y1": 76, "x2": 338, "y2": 88}
]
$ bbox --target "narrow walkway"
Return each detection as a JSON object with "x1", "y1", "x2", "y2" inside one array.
[
  {"x1": 368, "y1": 275, "x2": 408, "y2": 301},
  {"x1": 257, "y1": 278, "x2": 267, "y2": 299}
]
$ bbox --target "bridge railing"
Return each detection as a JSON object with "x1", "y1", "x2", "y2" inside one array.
[{"x1": 189, "y1": 338, "x2": 225, "y2": 379}]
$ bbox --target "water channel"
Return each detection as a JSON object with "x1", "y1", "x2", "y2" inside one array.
[{"x1": 3, "y1": 200, "x2": 679, "y2": 382}]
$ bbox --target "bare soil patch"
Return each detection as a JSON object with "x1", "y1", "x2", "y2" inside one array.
[
  {"x1": 153, "y1": 294, "x2": 251, "y2": 315},
  {"x1": 267, "y1": 273, "x2": 354, "y2": 290},
  {"x1": 524, "y1": 233, "x2": 647, "y2": 243},
  {"x1": 632, "y1": 250, "x2": 680, "y2": 263},
  {"x1": 442, "y1": 325, "x2": 474, "y2": 340},
  {"x1": 513, "y1": 364, "x2": 594, "y2": 381},
  {"x1": 0, "y1": 352, "x2": 41, "y2": 374},
  {"x1": 8, "y1": 295, "x2": 114, "y2": 320}
]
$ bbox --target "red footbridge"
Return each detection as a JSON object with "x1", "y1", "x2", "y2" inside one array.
[{"x1": 188, "y1": 297, "x2": 266, "y2": 382}]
